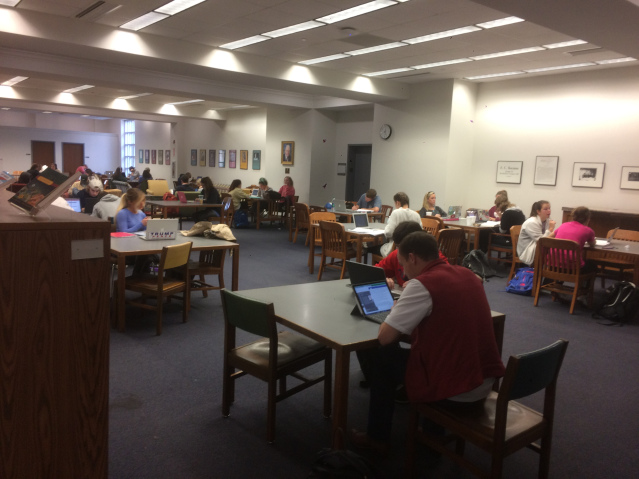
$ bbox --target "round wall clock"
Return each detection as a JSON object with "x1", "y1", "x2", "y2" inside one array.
[{"x1": 379, "y1": 124, "x2": 392, "y2": 140}]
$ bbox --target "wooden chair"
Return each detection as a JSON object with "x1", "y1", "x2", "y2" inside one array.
[
  {"x1": 317, "y1": 220, "x2": 357, "y2": 280},
  {"x1": 486, "y1": 231, "x2": 513, "y2": 266},
  {"x1": 421, "y1": 217, "x2": 442, "y2": 236},
  {"x1": 533, "y1": 237, "x2": 597, "y2": 314},
  {"x1": 507, "y1": 225, "x2": 525, "y2": 283},
  {"x1": 596, "y1": 228, "x2": 639, "y2": 286},
  {"x1": 436, "y1": 227, "x2": 465, "y2": 265},
  {"x1": 220, "y1": 289, "x2": 332, "y2": 443},
  {"x1": 285, "y1": 195, "x2": 300, "y2": 241},
  {"x1": 308, "y1": 212, "x2": 337, "y2": 273},
  {"x1": 188, "y1": 249, "x2": 226, "y2": 299},
  {"x1": 292, "y1": 202, "x2": 310, "y2": 245},
  {"x1": 405, "y1": 339, "x2": 569, "y2": 479},
  {"x1": 256, "y1": 199, "x2": 284, "y2": 229},
  {"x1": 116, "y1": 242, "x2": 192, "y2": 335},
  {"x1": 379, "y1": 204, "x2": 393, "y2": 223},
  {"x1": 211, "y1": 196, "x2": 234, "y2": 227}
]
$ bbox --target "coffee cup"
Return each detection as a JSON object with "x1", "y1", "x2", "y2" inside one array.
[
  {"x1": 426, "y1": 211, "x2": 432, "y2": 216},
  {"x1": 467, "y1": 215, "x2": 476, "y2": 224}
]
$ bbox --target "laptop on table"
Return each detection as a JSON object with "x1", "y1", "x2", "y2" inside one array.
[
  {"x1": 351, "y1": 281, "x2": 396, "y2": 324},
  {"x1": 65, "y1": 198, "x2": 82, "y2": 213},
  {"x1": 596, "y1": 227, "x2": 619, "y2": 246},
  {"x1": 135, "y1": 218, "x2": 179, "y2": 240},
  {"x1": 332, "y1": 199, "x2": 350, "y2": 213},
  {"x1": 346, "y1": 260, "x2": 402, "y2": 299},
  {"x1": 447, "y1": 205, "x2": 462, "y2": 219}
]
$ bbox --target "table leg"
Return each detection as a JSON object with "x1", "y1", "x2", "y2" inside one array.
[
  {"x1": 308, "y1": 227, "x2": 315, "y2": 274},
  {"x1": 356, "y1": 237, "x2": 364, "y2": 263},
  {"x1": 163, "y1": 206, "x2": 168, "y2": 219},
  {"x1": 331, "y1": 348, "x2": 351, "y2": 450},
  {"x1": 117, "y1": 254, "x2": 127, "y2": 331},
  {"x1": 231, "y1": 245, "x2": 239, "y2": 291}
]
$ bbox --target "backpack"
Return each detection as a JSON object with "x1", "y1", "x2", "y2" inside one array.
[
  {"x1": 594, "y1": 281, "x2": 639, "y2": 326},
  {"x1": 462, "y1": 249, "x2": 496, "y2": 281},
  {"x1": 233, "y1": 209, "x2": 250, "y2": 228},
  {"x1": 505, "y1": 268, "x2": 535, "y2": 295},
  {"x1": 162, "y1": 191, "x2": 180, "y2": 216}
]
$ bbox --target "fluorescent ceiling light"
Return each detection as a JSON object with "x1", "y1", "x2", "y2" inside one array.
[
  {"x1": 263, "y1": 21, "x2": 325, "y2": 38},
  {"x1": 543, "y1": 40, "x2": 587, "y2": 49},
  {"x1": 525, "y1": 63, "x2": 594, "y2": 73},
  {"x1": 0, "y1": 0, "x2": 21, "y2": 6},
  {"x1": 404, "y1": 26, "x2": 481, "y2": 45},
  {"x1": 42, "y1": 111, "x2": 52, "y2": 114},
  {"x1": 1, "y1": 107, "x2": 10, "y2": 110},
  {"x1": 465, "y1": 71, "x2": 525, "y2": 80},
  {"x1": 120, "y1": 12, "x2": 168, "y2": 31},
  {"x1": 1, "y1": 76, "x2": 28, "y2": 86},
  {"x1": 364, "y1": 67, "x2": 414, "y2": 77},
  {"x1": 220, "y1": 35, "x2": 269, "y2": 50},
  {"x1": 596, "y1": 57, "x2": 636, "y2": 64},
  {"x1": 117, "y1": 93, "x2": 153, "y2": 100},
  {"x1": 165, "y1": 99, "x2": 203, "y2": 105},
  {"x1": 316, "y1": 0, "x2": 397, "y2": 25},
  {"x1": 346, "y1": 42, "x2": 406, "y2": 56},
  {"x1": 155, "y1": 0, "x2": 206, "y2": 15},
  {"x1": 476, "y1": 16, "x2": 524, "y2": 29},
  {"x1": 63, "y1": 85, "x2": 94, "y2": 93},
  {"x1": 299, "y1": 53, "x2": 351, "y2": 65},
  {"x1": 412, "y1": 58, "x2": 472, "y2": 69},
  {"x1": 470, "y1": 46, "x2": 545, "y2": 61}
]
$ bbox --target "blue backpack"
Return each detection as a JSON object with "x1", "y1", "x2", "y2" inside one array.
[
  {"x1": 233, "y1": 209, "x2": 250, "y2": 228},
  {"x1": 506, "y1": 268, "x2": 535, "y2": 295}
]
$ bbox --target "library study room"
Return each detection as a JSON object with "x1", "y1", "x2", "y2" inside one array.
[{"x1": 1, "y1": 1, "x2": 639, "y2": 478}]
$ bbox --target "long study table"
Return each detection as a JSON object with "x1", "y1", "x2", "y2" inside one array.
[
  {"x1": 146, "y1": 199, "x2": 223, "y2": 219},
  {"x1": 586, "y1": 238, "x2": 639, "y2": 284}
]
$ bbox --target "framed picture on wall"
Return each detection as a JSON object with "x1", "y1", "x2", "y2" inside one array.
[
  {"x1": 281, "y1": 141, "x2": 294, "y2": 165},
  {"x1": 240, "y1": 150, "x2": 248, "y2": 170},
  {"x1": 218, "y1": 149, "x2": 225, "y2": 168},
  {"x1": 139, "y1": 149, "x2": 144, "y2": 163},
  {"x1": 620, "y1": 166, "x2": 639, "y2": 190},
  {"x1": 171, "y1": 161, "x2": 176, "y2": 179},
  {"x1": 199, "y1": 149, "x2": 206, "y2": 167},
  {"x1": 190, "y1": 149, "x2": 197, "y2": 166},
  {"x1": 165, "y1": 150, "x2": 170, "y2": 165},
  {"x1": 145, "y1": 149, "x2": 150, "y2": 164},
  {"x1": 572, "y1": 162, "x2": 605, "y2": 188},
  {"x1": 534, "y1": 156, "x2": 559, "y2": 186},
  {"x1": 157, "y1": 149, "x2": 163, "y2": 165},
  {"x1": 496, "y1": 161, "x2": 522, "y2": 184},
  {"x1": 229, "y1": 150, "x2": 236, "y2": 168},
  {"x1": 208, "y1": 149, "x2": 216, "y2": 167},
  {"x1": 251, "y1": 150, "x2": 260, "y2": 170},
  {"x1": 151, "y1": 149, "x2": 156, "y2": 164}
]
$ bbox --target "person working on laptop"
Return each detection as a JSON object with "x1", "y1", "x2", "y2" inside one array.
[
  {"x1": 76, "y1": 178, "x2": 103, "y2": 213},
  {"x1": 351, "y1": 231, "x2": 505, "y2": 455},
  {"x1": 175, "y1": 172, "x2": 196, "y2": 191},
  {"x1": 419, "y1": 191, "x2": 447, "y2": 218},
  {"x1": 352, "y1": 188, "x2": 381, "y2": 212},
  {"x1": 192, "y1": 177, "x2": 221, "y2": 222},
  {"x1": 115, "y1": 188, "x2": 155, "y2": 276},
  {"x1": 128, "y1": 166, "x2": 141, "y2": 180}
]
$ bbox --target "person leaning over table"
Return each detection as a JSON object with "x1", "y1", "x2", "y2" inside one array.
[
  {"x1": 488, "y1": 189, "x2": 508, "y2": 220},
  {"x1": 351, "y1": 231, "x2": 505, "y2": 455},
  {"x1": 111, "y1": 167, "x2": 128, "y2": 183},
  {"x1": 419, "y1": 191, "x2": 447, "y2": 218},
  {"x1": 488, "y1": 201, "x2": 525, "y2": 247},
  {"x1": 229, "y1": 179, "x2": 250, "y2": 211},
  {"x1": 549, "y1": 206, "x2": 597, "y2": 274},
  {"x1": 517, "y1": 200, "x2": 556, "y2": 266},
  {"x1": 352, "y1": 188, "x2": 381, "y2": 212},
  {"x1": 193, "y1": 176, "x2": 221, "y2": 222}
]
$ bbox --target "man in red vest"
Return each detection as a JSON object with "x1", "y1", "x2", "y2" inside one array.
[{"x1": 352, "y1": 231, "x2": 505, "y2": 454}]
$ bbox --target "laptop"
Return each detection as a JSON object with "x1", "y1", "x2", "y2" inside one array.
[
  {"x1": 135, "y1": 218, "x2": 179, "y2": 240},
  {"x1": 65, "y1": 198, "x2": 82, "y2": 213},
  {"x1": 332, "y1": 199, "x2": 349, "y2": 213},
  {"x1": 346, "y1": 260, "x2": 402, "y2": 298},
  {"x1": 251, "y1": 188, "x2": 260, "y2": 197},
  {"x1": 447, "y1": 205, "x2": 462, "y2": 219},
  {"x1": 596, "y1": 227, "x2": 619, "y2": 246},
  {"x1": 104, "y1": 170, "x2": 114, "y2": 177},
  {"x1": 177, "y1": 191, "x2": 188, "y2": 203},
  {"x1": 351, "y1": 213, "x2": 371, "y2": 228},
  {"x1": 352, "y1": 281, "x2": 395, "y2": 324}
]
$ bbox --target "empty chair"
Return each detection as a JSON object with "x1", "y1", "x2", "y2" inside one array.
[
  {"x1": 188, "y1": 249, "x2": 226, "y2": 298},
  {"x1": 211, "y1": 196, "x2": 234, "y2": 227},
  {"x1": 220, "y1": 289, "x2": 332, "y2": 443},
  {"x1": 317, "y1": 220, "x2": 357, "y2": 280},
  {"x1": 405, "y1": 339, "x2": 569, "y2": 479},
  {"x1": 436, "y1": 227, "x2": 465, "y2": 265},
  {"x1": 292, "y1": 202, "x2": 311, "y2": 245},
  {"x1": 486, "y1": 231, "x2": 513, "y2": 266},
  {"x1": 308, "y1": 212, "x2": 336, "y2": 274},
  {"x1": 421, "y1": 216, "x2": 443, "y2": 236}
]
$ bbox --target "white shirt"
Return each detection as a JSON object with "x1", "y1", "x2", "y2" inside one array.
[{"x1": 380, "y1": 207, "x2": 422, "y2": 257}]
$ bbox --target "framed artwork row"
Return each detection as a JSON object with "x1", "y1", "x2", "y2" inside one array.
[{"x1": 188, "y1": 148, "x2": 261, "y2": 170}]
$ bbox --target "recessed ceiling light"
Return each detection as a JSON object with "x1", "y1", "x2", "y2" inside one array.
[
  {"x1": 412, "y1": 58, "x2": 472, "y2": 69},
  {"x1": 543, "y1": 40, "x2": 588, "y2": 49},
  {"x1": 476, "y1": 16, "x2": 524, "y2": 29},
  {"x1": 263, "y1": 21, "x2": 325, "y2": 38},
  {"x1": 1, "y1": 107, "x2": 10, "y2": 110},
  {"x1": 1, "y1": 76, "x2": 28, "y2": 86},
  {"x1": 165, "y1": 99, "x2": 204, "y2": 105},
  {"x1": 42, "y1": 111, "x2": 52, "y2": 114},
  {"x1": 316, "y1": 0, "x2": 398, "y2": 25},
  {"x1": 364, "y1": 67, "x2": 414, "y2": 77},
  {"x1": 465, "y1": 71, "x2": 525, "y2": 80},
  {"x1": 117, "y1": 93, "x2": 153, "y2": 100},
  {"x1": 120, "y1": 12, "x2": 168, "y2": 31},
  {"x1": 299, "y1": 54, "x2": 351, "y2": 65},
  {"x1": 404, "y1": 26, "x2": 481, "y2": 45},
  {"x1": 155, "y1": 0, "x2": 206, "y2": 15},
  {"x1": 470, "y1": 46, "x2": 545, "y2": 61},
  {"x1": 596, "y1": 57, "x2": 637, "y2": 64},
  {"x1": 525, "y1": 63, "x2": 595, "y2": 73},
  {"x1": 346, "y1": 42, "x2": 407, "y2": 56},
  {"x1": 220, "y1": 35, "x2": 269, "y2": 50},
  {"x1": 0, "y1": 0, "x2": 21, "y2": 6},
  {"x1": 63, "y1": 85, "x2": 94, "y2": 93}
]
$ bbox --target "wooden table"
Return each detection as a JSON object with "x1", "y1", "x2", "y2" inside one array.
[
  {"x1": 238, "y1": 280, "x2": 505, "y2": 449},
  {"x1": 308, "y1": 222, "x2": 386, "y2": 273},
  {"x1": 110, "y1": 235, "x2": 239, "y2": 331},
  {"x1": 442, "y1": 219, "x2": 491, "y2": 251},
  {"x1": 586, "y1": 239, "x2": 639, "y2": 284},
  {"x1": 333, "y1": 209, "x2": 385, "y2": 223},
  {"x1": 146, "y1": 200, "x2": 222, "y2": 219}
]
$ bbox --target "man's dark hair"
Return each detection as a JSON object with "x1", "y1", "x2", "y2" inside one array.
[
  {"x1": 398, "y1": 231, "x2": 439, "y2": 262},
  {"x1": 393, "y1": 192, "x2": 409, "y2": 206},
  {"x1": 392, "y1": 221, "x2": 423, "y2": 244},
  {"x1": 181, "y1": 172, "x2": 192, "y2": 184},
  {"x1": 571, "y1": 206, "x2": 591, "y2": 224},
  {"x1": 366, "y1": 188, "x2": 377, "y2": 199}
]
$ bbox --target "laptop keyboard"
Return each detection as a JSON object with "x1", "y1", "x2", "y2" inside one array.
[{"x1": 366, "y1": 312, "x2": 389, "y2": 324}]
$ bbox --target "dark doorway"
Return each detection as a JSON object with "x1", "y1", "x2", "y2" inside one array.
[
  {"x1": 31, "y1": 141, "x2": 55, "y2": 170},
  {"x1": 345, "y1": 144, "x2": 372, "y2": 200},
  {"x1": 62, "y1": 143, "x2": 85, "y2": 175}
]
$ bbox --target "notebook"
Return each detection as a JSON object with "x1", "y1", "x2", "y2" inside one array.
[
  {"x1": 346, "y1": 261, "x2": 402, "y2": 298},
  {"x1": 65, "y1": 198, "x2": 82, "y2": 212},
  {"x1": 135, "y1": 218, "x2": 179, "y2": 240},
  {"x1": 352, "y1": 281, "x2": 395, "y2": 324},
  {"x1": 595, "y1": 227, "x2": 619, "y2": 246}
]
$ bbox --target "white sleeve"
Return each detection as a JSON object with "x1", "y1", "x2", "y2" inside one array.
[
  {"x1": 384, "y1": 279, "x2": 432, "y2": 335},
  {"x1": 384, "y1": 209, "x2": 398, "y2": 239}
]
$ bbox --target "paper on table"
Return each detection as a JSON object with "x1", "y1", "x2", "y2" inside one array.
[
  {"x1": 480, "y1": 221, "x2": 500, "y2": 228},
  {"x1": 595, "y1": 239, "x2": 609, "y2": 246},
  {"x1": 349, "y1": 227, "x2": 385, "y2": 235}
]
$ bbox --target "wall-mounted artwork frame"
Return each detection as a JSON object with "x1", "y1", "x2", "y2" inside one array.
[
  {"x1": 151, "y1": 149, "x2": 156, "y2": 164},
  {"x1": 572, "y1": 162, "x2": 605, "y2": 188},
  {"x1": 496, "y1": 161, "x2": 522, "y2": 184},
  {"x1": 158, "y1": 149, "x2": 164, "y2": 165},
  {"x1": 251, "y1": 150, "x2": 260, "y2": 170},
  {"x1": 190, "y1": 149, "x2": 197, "y2": 166},
  {"x1": 139, "y1": 149, "x2": 143, "y2": 163},
  {"x1": 218, "y1": 149, "x2": 225, "y2": 168},
  {"x1": 165, "y1": 150, "x2": 170, "y2": 165},
  {"x1": 229, "y1": 149, "x2": 236, "y2": 169},
  {"x1": 199, "y1": 149, "x2": 206, "y2": 167},
  {"x1": 240, "y1": 150, "x2": 248, "y2": 170},
  {"x1": 281, "y1": 141, "x2": 294, "y2": 165},
  {"x1": 620, "y1": 166, "x2": 639, "y2": 190},
  {"x1": 208, "y1": 149, "x2": 216, "y2": 167},
  {"x1": 145, "y1": 149, "x2": 150, "y2": 164},
  {"x1": 534, "y1": 156, "x2": 558, "y2": 186}
]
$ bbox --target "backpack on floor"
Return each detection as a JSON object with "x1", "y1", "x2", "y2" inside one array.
[
  {"x1": 233, "y1": 209, "x2": 250, "y2": 228},
  {"x1": 594, "y1": 281, "x2": 639, "y2": 326},
  {"x1": 505, "y1": 267, "x2": 535, "y2": 296},
  {"x1": 462, "y1": 249, "x2": 496, "y2": 281},
  {"x1": 309, "y1": 447, "x2": 380, "y2": 479}
]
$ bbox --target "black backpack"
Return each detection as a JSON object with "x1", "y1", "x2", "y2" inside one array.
[
  {"x1": 594, "y1": 281, "x2": 639, "y2": 326},
  {"x1": 462, "y1": 249, "x2": 496, "y2": 281}
]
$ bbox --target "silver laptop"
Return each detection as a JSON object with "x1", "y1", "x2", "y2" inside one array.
[
  {"x1": 251, "y1": 188, "x2": 260, "y2": 197},
  {"x1": 595, "y1": 227, "x2": 619, "y2": 246},
  {"x1": 447, "y1": 205, "x2": 462, "y2": 218},
  {"x1": 352, "y1": 281, "x2": 395, "y2": 324},
  {"x1": 346, "y1": 260, "x2": 402, "y2": 299},
  {"x1": 351, "y1": 213, "x2": 371, "y2": 229},
  {"x1": 332, "y1": 199, "x2": 349, "y2": 213},
  {"x1": 136, "y1": 218, "x2": 179, "y2": 240}
]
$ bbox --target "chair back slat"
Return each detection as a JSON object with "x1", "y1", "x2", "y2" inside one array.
[
  {"x1": 421, "y1": 217, "x2": 441, "y2": 235},
  {"x1": 295, "y1": 202, "x2": 310, "y2": 225},
  {"x1": 437, "y1": 227, "x2": 464, "y2": 265},
  {"x1": 221, "y1": 289, "x2": 272, "y2": 338},
  {"x1": 319, "y1": 221, "x2": 346, "y2": 257},
  {"x1": 538, "y1": 237, "x2": 581, "y2": 277}
]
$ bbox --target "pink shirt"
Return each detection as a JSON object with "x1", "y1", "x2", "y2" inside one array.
[{"x1": 554, "y1": 221, "x2": 595, "y2": 266}]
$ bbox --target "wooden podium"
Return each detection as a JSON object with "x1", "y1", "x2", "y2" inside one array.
[{"x1": 0, "y1": 193, "x2": 110, "y2": 479}]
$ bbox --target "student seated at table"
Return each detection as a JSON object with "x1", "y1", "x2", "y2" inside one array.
[
  {"x1": 352, "y1": 188, "x2": 381, "y2": 212},
  {"x1": 229, "y1": 179, "x2": 250, "y2": 211},
  {"x1": 193, "y1": 177, "x2": 221, "y2": 222},
  {"x1": 112, "y1": 167, "x2": 128, "y2": 183},
  {"x1": 115, "y1": 188, "x2": 154, "y2": 275},
  {"x1": 419, "y1": 191, "x2": 447, "y2": 218},
  {"x1": 91, "y1": 191, "x2": 121, "y2": 220},
  {"x1": 17, "y1": 171, "x2": 32, "y2": 184},
  {"x1": 128, "y1": 166, "x2": 140, "y2": 180},
  {"x1": 489, "y1": 201, "x2": 525, "y2": 247},
  {"x1": 68, "y1": 174, "x2": 89, "y2": 197},
  {"x1": 549, "y1": 206, "x2": 597, "y2": 273},
  {"x1": 487, "y1": 189, "x2": 508, "y2": 220},
  {"x1": 366, "y1": 192, "x2": 421, "y2": 258},
  {"x1": 137, "y1": 168, "x2": 153, "y2": 193},
  {"x1": 76, "y1": 178, "x2": 103, "y2": 212},
  {"x1": 517, "y1": 200, "x2": 556, "y2": 266},
  {"x1": 175, "y1": 172, "x2": 196, "y2": 191}
]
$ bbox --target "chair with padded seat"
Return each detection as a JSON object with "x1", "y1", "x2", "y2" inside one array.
[
  {"x1": 188, "y1": 249, "x2": 226, "y2": 299},
  {"x1": 115, "y1": 241, "x2": 192, "y2": 335},
  {"x1": 308, "y1": 212, "x2": 336, "y2": 274},
  {"x1": 533, "y1": 237, "x2": 597, "y2": 314},
  {"x1": 421, "y1": 217, "x2": 442, "y2": 236},
  {"x1": 436, "y1": 227, "x2": 465, "y2": 265},
  {"x1": 220, "y1": 289, "x2": 332, "y2": 443},
  {"x1": 596, "y1": 228, "x2": 639, "y2": 287},
  {"x1": 317, "y1": 220, "x2": 358, "y2": 280},
  {"x1": 292, "y1": 202, "x2": 310, "y2": 245},
  {"x1": 405, "y1": 339, "x2": 569, "y2": 479}
]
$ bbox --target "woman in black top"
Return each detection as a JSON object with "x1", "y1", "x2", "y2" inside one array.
[
  {"x1": 112, "y1": 167, "x2": 128, "y2": 182},
  {"x1": 137, "y1": 168, "x2": 153, "y2": 193},
  {"x1": 193, "y1": 176, "x2": 221, "y2": 222}
]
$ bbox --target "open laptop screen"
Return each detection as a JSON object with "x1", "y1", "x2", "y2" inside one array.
[
  {"x1": 353, "y1": 213, "x2": 369, "y2": 228},
  {"x1": 353, "y1": 282, "x2": 394, "y2": 316},
  {"x1": 65, "y1": 198, "x2": 82, "y2": 212}
]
